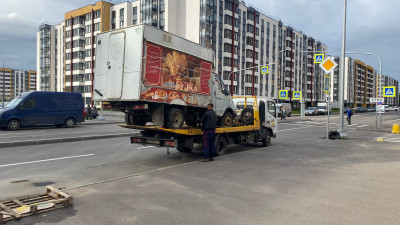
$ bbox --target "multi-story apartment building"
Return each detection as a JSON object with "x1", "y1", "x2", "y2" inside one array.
[
  {"x1": 329, "y1": 57, "x2": 355, "y2": 107},
  {"x1": 380, "y1": 75, "x2": 399, "y2": 106},
  {"x1": 0, "y1": 68, "x2": 37, "y2": 101},
  {"x1": 36, "y1": 22, "x2": 65, "y2": 92},
  {"x1": 38, "y1": 0, "x2": 328, "y2": 107},
  {"x1": 64, "y1": 1, "x2": 112, "y2": 105},
  {"x1": 329, "y1": 57, "x2": 380, "y2": 108}
]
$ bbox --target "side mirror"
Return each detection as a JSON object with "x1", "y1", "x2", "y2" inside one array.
[{"x1": 223, "y1": 89, "x2": 230, "y2": 95}]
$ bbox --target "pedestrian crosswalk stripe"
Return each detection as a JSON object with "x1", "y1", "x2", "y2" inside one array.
[{"x1": 376, "y1": 137, "x2": 400, "y2": 143}]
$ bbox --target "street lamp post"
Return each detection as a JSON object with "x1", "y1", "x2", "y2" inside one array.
[
  {"x1": 2, "y1": 58, "x2": 13, "y2": 108},
  {"x1": 337, "y1": 0, "x2": 348, "y2": 137}
]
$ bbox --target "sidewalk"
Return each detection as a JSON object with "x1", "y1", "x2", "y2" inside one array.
[{"x1": 83, "y1": 111, "x2": 125, "y2": 125}]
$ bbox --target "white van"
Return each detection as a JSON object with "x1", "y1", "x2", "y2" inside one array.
[{"x1": 276, "y1": 103, "x2": 292, "y2": 117}]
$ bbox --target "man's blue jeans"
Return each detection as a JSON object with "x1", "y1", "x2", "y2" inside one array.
[{"x1": 202, "y1": 131, "x2": 216, "y2": 159}]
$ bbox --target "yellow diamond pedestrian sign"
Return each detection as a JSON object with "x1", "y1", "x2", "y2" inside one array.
[
  {"x1": 293, "y1": 91, "x2": 301, "y2": 100},
  {"x1": 319, "y1": 57, "x2": 338, "y2": 74},
  {"x1": 279, "y1": 90, "x2": 288, "y2": 99},
  {"x1": 383, "y1": 86, "x2": 396, "y2": 97}
]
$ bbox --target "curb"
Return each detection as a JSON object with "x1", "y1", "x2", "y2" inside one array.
[
  {"x1": 0, "y1": 132, "x2": 137, "y2": 148},
  {"x1": 82, "y1": 121, "x2": 124, "y2": 125}
]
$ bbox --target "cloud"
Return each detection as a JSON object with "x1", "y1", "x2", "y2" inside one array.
[
  {"x1": 6, "y1": 12, "x2": 19, "y2": 19},
  {"x1": 0, "y1": 0, "x2": 399, "y2": 81}
]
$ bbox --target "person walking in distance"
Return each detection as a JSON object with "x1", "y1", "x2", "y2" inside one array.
[
  {"x1": 198, "y1": 103, "x2": 217, "y2": 162},
  {"x1": 280, "y1": 106, "x2": 285, "y2": 120},
  {"x1": 347, "y1": 107, "x2": 352, "y2": 125}
]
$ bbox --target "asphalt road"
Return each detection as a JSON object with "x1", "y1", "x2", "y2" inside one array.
[{"x1": 1, "y1": 111, "x2": 400, "y2": 224}]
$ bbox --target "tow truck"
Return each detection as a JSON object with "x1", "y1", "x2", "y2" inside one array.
[{"x1": 121, "y1": 96, "x2": 278, "y2": 155}]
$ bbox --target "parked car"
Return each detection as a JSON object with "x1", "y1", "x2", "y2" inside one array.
[
  {"x1": 367, "y1": 108, "x2": 375, "y2": 112},
  {"x1": 0, "y1": 91, "x2": 84, "y2": 130},
  {"x1": 354, "y1": 107, "x2": 364, "y2": 113},
  {"x1": 389, "y1": 106, "x2": 399, "y2": 111},
  {"x1": 85, "y1": 107, "x2": 98, "y2": 119},
  {"x1": 317, "y1": 106, "x2": 327, "y2": 115},
  {"x1": 384, "y1": 105, "x2": 389, "y2": 112},
  {"x1": 305, "y1": 107, "x2": 319, "y2": 116}
]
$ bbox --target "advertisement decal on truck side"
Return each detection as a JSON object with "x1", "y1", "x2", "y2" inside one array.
[{"x1": 141, "y1": 42, "x2": 212, "y2": 107}]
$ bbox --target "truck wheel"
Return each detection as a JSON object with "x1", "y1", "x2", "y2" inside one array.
[
  {"x1": 166, "y1": 108, "x2": 184, "y2": 129},
  {"x1": 65, "y1": 118, "x2": 75, "y2": 128},
  {"x1": 262, "y1": 130, "x2": 272, "y2": 147},
  {"x1": 185, "y1": 115, "x2": 198, "y2": 127},
  {"x1": 215, "y1": 135, "x2": 228, "y2": 156},
  {"x1": 7, "y1": 119, "x2": 21, "y2": 131},
  {"x1": 240, "y1": 108, "x2": 254, "y2": 125},
  {"x1": 221, "y1": 112, "x2": 233, "y2": 127},
  {"x1": 125, "y1": 113, "x2": 147, "y2": 126},
  {"x1": 125, "y1": 113, "x2": 132, "y2": 125},
  {"x1": 177, "y1": 140, "x2": 193, "y2": 153}
]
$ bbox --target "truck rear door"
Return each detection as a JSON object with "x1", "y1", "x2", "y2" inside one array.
[{"x1": 106, "y1": 32, "x2": 126, "y2": 100}]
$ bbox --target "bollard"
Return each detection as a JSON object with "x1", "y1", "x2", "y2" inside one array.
[{"x1": 392, "y1": 124, "x2": 400, "y2": 134}]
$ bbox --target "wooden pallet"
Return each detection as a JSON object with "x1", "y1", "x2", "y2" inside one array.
[{"x1": 0, "y1": 186, "x2": 73, "y2": 223}]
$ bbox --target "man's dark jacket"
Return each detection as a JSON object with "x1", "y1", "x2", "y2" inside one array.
[{"x1": 199, "y1": 109, "x2": 217, "y2": 131}]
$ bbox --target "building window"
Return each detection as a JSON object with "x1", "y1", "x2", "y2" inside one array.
[
  {"x1": 111, "y1": 11, "x2": 116, "y2": 29},
  {"x1": 85, "y1": 37, "x2": 91, "y2": 45},
  {"x1": 85, "y1": 25, "x2": 91, "y2": 33},
  {"x1": 66, "y1": 19, "x2": 71, "y2": 27},
  {"x1": 85, "y1": 61, "x2": 91, "y2": 69},
  {"x1": 85, "y1": 49, "x2": 91, "y2": 57},
  {"x1": 86, "y1": 12, "x2": 92, "y2": 21},
  {"x1": 133, "y1": 7, "x2": 137, "y2": 16},
  {"x1": 94, "y1": 10, "x2": 101, "y2": 19},
  {"x1": 94, "y1": 23, "x2": 100, "y2": 31}
]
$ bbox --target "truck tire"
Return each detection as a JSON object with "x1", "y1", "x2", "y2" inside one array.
[
  {"x1": 7, "y1": 119, "x2": 21, "y2": 131},
  {"x1": 220, "y1": 112, "x2": 233, "y2": 127},
  {"x1": 215, "y1": 135, "x2": 228, "y2": 156},
  {"x1": 240, "y1": 108, "x2": 254, "y2": 125},
  {"x1": 165, "y1": 108, "x2": 184, "y2": 129},
  {"x1": 125, "y1": 113, "x2": 132, "y2": 125},
  {"x1": 125, "y1": 113, "x2": 147, "y2": 126},
  {"x1": 65, "y1": 118, "x2": 75, "y2": 128},
  {"x1": 185, "y1": 114, "x2": 198, "y2": 127},
  {"x1": 262, "y1": 130, "x2": 272, "y2": 147},
  {"x1": 176, "y1": 139, "x2": 193, "y2": 153}
]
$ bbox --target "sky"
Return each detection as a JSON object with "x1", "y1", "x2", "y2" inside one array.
[{"x1": 0, "y1": 0, "x2": 399, "y2": 81}]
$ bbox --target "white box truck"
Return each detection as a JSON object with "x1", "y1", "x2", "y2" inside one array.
[{"x1": 93, "y1": 24, "x2": 236, "y2": 129}]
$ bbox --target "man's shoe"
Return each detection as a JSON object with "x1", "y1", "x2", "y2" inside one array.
[
  {"x1": 199, "y1": 159, "x2": 209, "y2": 162},
  {"x1": 209, "y1": 158, "x2": 214, "y2": 161}
]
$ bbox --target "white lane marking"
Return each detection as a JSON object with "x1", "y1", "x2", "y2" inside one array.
[
  {"x1": 381, "y1": 138, "x2": 400, "y2": 142},
  {"x1": 0, "y1": 154, "x2": 95, "y2": 168},
  {"x1": 384, "y1": 119, "x2": 400, "y2": 123},
  {"x1": 138, "y1": 146, "x2": 155, "y2": 149},
  {"x1": 357, "y1": 125, "x2": 368, "y2": 128},
  {"x1": 279, "y1": 126, "x2": 321, "y2": 132}
]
